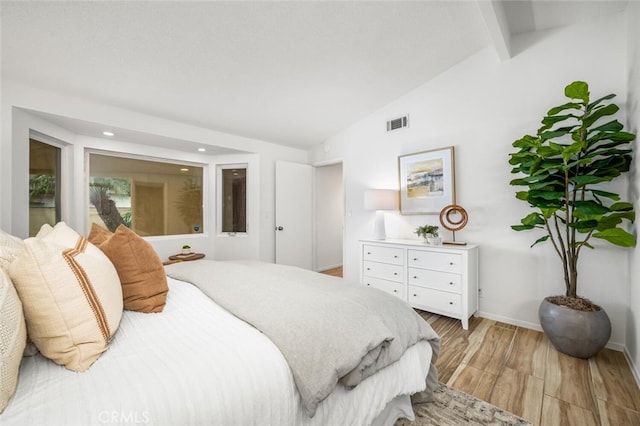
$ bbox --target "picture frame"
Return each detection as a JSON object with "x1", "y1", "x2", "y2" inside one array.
[{"x1": 398, "y1": 146, "x2": 456, "y2": 214}]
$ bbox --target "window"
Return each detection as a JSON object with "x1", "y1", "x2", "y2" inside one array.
[
  {"x1": 29, "y1": 139, "x2": 61, "y2": 236},
  {"x1": 218, "y1": 164, "x2": 247, "y2": 233},
  {"x1": 88, "y1": 153, "x2": 204, "y2": 236}
]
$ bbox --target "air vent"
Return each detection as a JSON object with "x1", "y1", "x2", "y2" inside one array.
[{"x1": 386, "y1": 115, "x2": 409, "y2": 132}]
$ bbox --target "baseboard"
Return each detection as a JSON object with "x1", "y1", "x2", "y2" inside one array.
[
  {"x1": 624, "y1": 347, "x2": 640, "y2": 389},
  {"x1": 315, "y1": 263, "x2": 342, "y2": 272},
  {"x1": 476, "y1": 310, "x2": 626, "y2": 352},
  {"x1": 476, "y1": 310, "x2": 542, "y2": 332}
]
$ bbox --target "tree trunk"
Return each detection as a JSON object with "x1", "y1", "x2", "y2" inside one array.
[{"x1": 90, "y1": 188, "x2": 125, "y2": 232}]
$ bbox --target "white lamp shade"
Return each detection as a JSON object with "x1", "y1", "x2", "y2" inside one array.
[
  {"x1": 364, "y1": 189, "x2": 397, "y2": 211},
  {"x1": 364, "y1": 189, "x2": 397, "y2": 240}
]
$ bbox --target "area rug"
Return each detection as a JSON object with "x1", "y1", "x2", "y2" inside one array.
[{"x1": 395, "y1": 383, "x2": 533, "y2": 426}]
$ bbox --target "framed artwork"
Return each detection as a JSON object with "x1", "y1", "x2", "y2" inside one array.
[{"x1": 398, "y1": 146, "x2": 456, "y2": 214}]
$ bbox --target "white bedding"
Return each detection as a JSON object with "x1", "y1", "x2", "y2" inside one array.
[{"x1": 2, "y1": 277, "x2": 432, "y2": 426}]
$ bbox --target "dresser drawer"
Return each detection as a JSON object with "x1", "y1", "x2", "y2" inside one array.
[
  {"x1": 363, "y1": 276, "x2": 405, "y2": 300},
  {"x1": 408, "y1": 268, "x2": 461, "y2": 293},
  {"x1": 408, "y1": 250, "x2": 462, "y2": 273},
  {"x1": 363, "y1": 261, "x2": 403, "y2": 282},
  {"x1": 363, "y1": 245, "x2": 404, "y2": 265},
  {"x1": 409, "y1": 285, "x2": 461, "y2": 316}
]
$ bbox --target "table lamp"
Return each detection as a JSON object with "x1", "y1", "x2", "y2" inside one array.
[{"x1": 364, "y1": 189, "x2": 397, "y2": 240}]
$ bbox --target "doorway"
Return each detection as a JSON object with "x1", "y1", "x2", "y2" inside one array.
[{"x1": 314, "y1": 162, "x2": 343, "y2": 273}]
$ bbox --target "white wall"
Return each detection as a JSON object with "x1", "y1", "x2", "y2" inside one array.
[
  {"x1": 626, "y1": 0, "x2": 640, "y2": 383},
  {"x1": 311, "y1": 13, "x2": 632, "y2": 347},
  {"x1": 0, "y1": 81, "x2": 308, "y2": 262},
  {"x1": 314, "y1": 162, "x2": 343, "y2": 271}
]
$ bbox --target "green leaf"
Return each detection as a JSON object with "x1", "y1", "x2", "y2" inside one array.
[
  {"x1": 541, "y1": 207, "x2": 560, "y2": 219},
  {"x1": 610, "y1": 202, "x2": 634, "y2": 212},
  {"x1": 599, "y1": 211, "x2": 635, "y2": 228},
  {"x1": 587, "y1": 93, "x2": 616, "y2": 111},
  {"x1": 539, "y1": 129, "x2": 572, "y2": 141},
  {"x1": 590, "y1": 189, "x2": 620, "y2": 201},
  {"x1": 573, "y1": 200, "x2": 609, "y2": 216},
  {"x1": 584, "y1": 104, "x2": 619, "y2": 128},
  {"x1": 596, "y1": 215, "x2": 623, "y2": 230},
  {"x1": 588, "y1": 119, "x2": 623, "y2": 134},
  {"x1": 511, "y1": 224, "x2": 535, "y2": 231},
  {"x1": 521, "y1": 212, "x2": 545, "y2": 226},
  {"x1": 540, "y1": 114, "x2": 578, "y2": 131},
  {"x1": 570, "y1": 175, "x2": 611, "y2": 186},
  {"x1": 565, "y1": 81, "x2": 589, "y2": 103},
  {"x1": 512, "y1": 135, "x2": 539, "y2": 148},
  {"x1": 592, "y1": 228, "x2": 636, "y2": 247},
  {"x1": 562, "y1": 141, "x2": 585, "y2": 162},
  {"x1": 568, "y1": 220, "x2": 598, "y2": 232},
  {"x1": 548, "y1": 102, "x2": 583, "y2": 116},
  {"x1": 529, "y1": 190, "x2": 564, "y2": 200},
  {"x1": 531, "y1": 235, "x2": 550, "y2": 247}
]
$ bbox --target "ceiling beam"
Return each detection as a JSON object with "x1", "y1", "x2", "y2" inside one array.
[{"x1": 477, "y1": 0, "x2": 512, "y2": 61}]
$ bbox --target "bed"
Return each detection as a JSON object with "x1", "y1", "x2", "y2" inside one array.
[{"x1": 0, "y1": 223, "x2": 440, "y2": 426}]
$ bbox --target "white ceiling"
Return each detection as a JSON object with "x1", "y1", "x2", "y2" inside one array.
[{"x1": 0, "y1": 1, "x2": 630, "y2": 151}]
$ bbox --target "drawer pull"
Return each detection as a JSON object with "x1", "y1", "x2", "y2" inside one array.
[
  {"x1": 393, "y1": 289, "x2": 398, "y2": 293},
  {"x1": 366, "y1": 268, "x2": 371, "y2": 271},
  {"x1": 413, "y1": 276, "x2": 418, "y2": 279},
  {"x1": 394, "y1": 255, "x2": 398, "y2": 258},
  {"x1": 413, "y1": 293, "x2": 417, "y2": 297},
  {"x1": 449, "y1": 282, "x2": 454, "y2": 285},
  {"x1": 367, "y1": 252, "x2": 371, "y2": 255},
  {"x1": 413, "y1": 258, "x2": 418, "y2": 261},
  {"x1": 449, "y1": 262, "x2": 455, "y2": 265},
  {"x1": 449, "y1": 301, "x2": 453, "y2": 305},
  {"x1": 393, "y1": 272, "x2": 398, "y2": 276},
  {"x1": 366, "y1": 283, "x2": 371, "y2": 286}
]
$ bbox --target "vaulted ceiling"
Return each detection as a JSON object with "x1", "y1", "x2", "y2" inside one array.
[{"x1": 0, "y1": 1, "x2": 629, "y2": 150}]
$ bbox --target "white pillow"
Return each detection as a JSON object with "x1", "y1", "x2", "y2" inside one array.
[
  {"x1": 0, "y1": 228, "x2": 24, "y2": 271},
  {"x1": 9, "y1": 222, "x2": 123, "y2": 372},
  {"x1": 0, "y1": 268, "x2": 27, "y2": 413}
]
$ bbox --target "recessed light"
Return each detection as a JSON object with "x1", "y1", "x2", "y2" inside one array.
[
  {"x1": 102, "y1": 131, "x2": 115, "y2": 137},
  {"x1": 180, "y1": 168, "x2": 189, "y2": 172},
  {"x1": 197, "y1": 148, "x2": 206, "y2": 152}
]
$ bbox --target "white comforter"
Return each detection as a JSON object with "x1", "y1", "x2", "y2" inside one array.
[{"x1": 2, "y1": 277, "x2": 432, "y2": 426}]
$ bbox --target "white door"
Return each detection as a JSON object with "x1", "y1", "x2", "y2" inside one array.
[{"x1": 275, "y1": 161, "x2": 313, "y2": 269}]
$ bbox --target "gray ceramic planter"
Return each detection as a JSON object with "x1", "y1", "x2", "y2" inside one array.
[{"x1": 538, "y1": 297, "x2": 611, "y2": 359}]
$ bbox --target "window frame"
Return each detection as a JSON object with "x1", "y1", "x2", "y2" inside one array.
[
  {"x1": 28, "y1": 130, "x2": 68, "y2": 236},
  {"x1": 85, "y1": 149, "x2": 208, "y2": 238},
  {"x1": 216, "y1": 163, "x2": 248, "y2": 236}
]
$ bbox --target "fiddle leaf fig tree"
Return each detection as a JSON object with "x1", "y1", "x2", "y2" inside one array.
[{"x1": 509, "y1": 81, "x2": 636, "y2": 299}]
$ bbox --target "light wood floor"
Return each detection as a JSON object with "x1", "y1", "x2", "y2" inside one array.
[{"x1": 319, "y1": 267, "x2": 640, "y2": 425}]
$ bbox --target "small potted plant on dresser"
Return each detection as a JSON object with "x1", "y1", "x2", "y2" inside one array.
[
  {"x1": 415, "y1": 225, "x2": 442, "y2": 245},
  {"x1": 181, "y1": 245, "x2": 192, "y2": 255}
]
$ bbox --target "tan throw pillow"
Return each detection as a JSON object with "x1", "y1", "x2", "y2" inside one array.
[
  {"x1": 9, "y1": 222, "x2": 123, "y2": 372},
  {"x1": 0, "y1": 228, "x2": 24, "y2": 272},
  {"x1": 88, "y1": 222, "x2": 112, "y2": 246},
  {"x1": 0, "y1": 269, "x2": 27, "y2": 413},
  {"x1": 90, "y1": 224, "x2": 168, "y2": 313}
]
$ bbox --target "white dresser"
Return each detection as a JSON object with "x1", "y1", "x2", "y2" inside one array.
[{"x1": 360, "y1": 239, "x2": 478, "y2": 329}]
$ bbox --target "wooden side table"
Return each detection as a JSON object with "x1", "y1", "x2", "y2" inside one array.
[{"x1": 163, "y1": 253, "x2": 205, "y2": 265}]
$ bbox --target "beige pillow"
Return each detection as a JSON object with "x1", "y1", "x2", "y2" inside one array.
[
  {"x1": 0, "y1": 228, "x2": 24, "y2": 272},
  {"x1": 9, "y1": 222, "x2": 123, "y2": 372},
  {"x1": 89, "y1": 224, "x2": 168, "y2": 313},
  {"x1": 0, "y1": 268, "x2": 26, "y2": 413}
]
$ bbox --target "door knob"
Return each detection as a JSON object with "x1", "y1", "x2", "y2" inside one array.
[{"x1": 276, "y1": 226, "x2": 284, "y2": 231}]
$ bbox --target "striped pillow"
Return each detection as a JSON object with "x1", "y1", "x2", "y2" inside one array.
[{"x1": 9, "y1": 223, "x2": 123, "y2": 372}]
